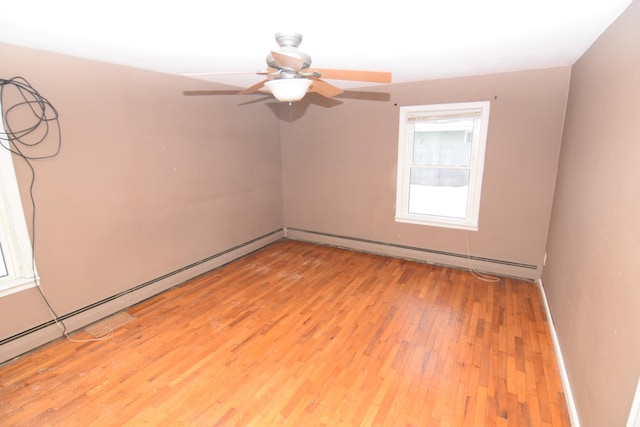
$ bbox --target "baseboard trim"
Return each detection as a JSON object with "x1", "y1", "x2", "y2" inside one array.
[
  {"x1": 536, "y1": 278, "x2": 580, "y2": 426},
  {"x1": 285, "y1": 227, "x2": 540, "y2": 280},
  {"x1": 0, "y1": 229, "x2": 284, "y2": 365}
]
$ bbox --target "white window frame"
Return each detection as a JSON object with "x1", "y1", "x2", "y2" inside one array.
[
  {"x1": 0, "y1": 106, "x2": 38, "y2": 297},
  {"x1": 395, "y1": 101, "x2": 491, "y2": 231}
]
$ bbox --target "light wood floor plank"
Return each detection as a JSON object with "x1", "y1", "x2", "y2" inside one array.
[{"x1": 0, "y1": 240, "x2": 570, "y2": 426}]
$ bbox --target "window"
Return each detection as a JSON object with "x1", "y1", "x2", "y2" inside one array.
[
  {"x1": 0, "y1": 106, "x2": 38, "y2": 297},
  {"x1": 395, "y1": 101, "x2": 491, "y2": 230}
]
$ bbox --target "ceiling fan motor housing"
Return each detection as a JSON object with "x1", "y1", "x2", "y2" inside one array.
[{"x1": 266, "y1": 32, "x2": 312, "y2": 72}]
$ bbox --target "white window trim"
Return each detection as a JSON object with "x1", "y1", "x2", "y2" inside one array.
[
  {"x1": 0, "y1": 109, "x2": 38, "y2": 297},
  {"x1": 395, "y1": 101, "x2": 491, "y2": 231}
]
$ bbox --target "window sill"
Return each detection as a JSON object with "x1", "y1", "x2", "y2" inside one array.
[
  {"x1": 395, "y1": 215, "x2": 479, "y2": 231},
  {"x1": 0, "y1": 276, "x2": 38, "y2": 298}
]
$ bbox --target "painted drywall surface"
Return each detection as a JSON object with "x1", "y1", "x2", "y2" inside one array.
[
  {"x1": 0, "y1": 43, "x2": 283, "y2": 340},
  {"x1": 280, "y1": 68, "x2": 570, "y2": 271},
  {"x1": 543, "y1": 0, "x2": 640, "y2": 425}
]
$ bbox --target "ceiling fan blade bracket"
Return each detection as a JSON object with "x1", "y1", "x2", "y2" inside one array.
[{"x1": 300, "y1": 70, "x2": 322, "y2": 79}]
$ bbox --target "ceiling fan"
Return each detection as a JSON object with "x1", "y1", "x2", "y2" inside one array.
[{"x1": 186, "y1": 33, "x2": 392, "y2": 103}]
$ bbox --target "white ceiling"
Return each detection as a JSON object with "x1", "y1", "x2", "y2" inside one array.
[{"x1": 0, "y1": 0, "x2": 633, "y2": 90}]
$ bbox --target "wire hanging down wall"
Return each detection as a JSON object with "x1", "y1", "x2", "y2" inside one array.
[{"x1": 0, "y1": 77, "x2": 109, "y2": 342}]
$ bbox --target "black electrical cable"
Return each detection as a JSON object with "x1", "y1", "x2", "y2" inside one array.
[{"x1": 0, "y1": 76, "x2": 67, "y2": 336}]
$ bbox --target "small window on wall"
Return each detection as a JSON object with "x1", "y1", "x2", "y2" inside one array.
[
  {"x1": 0, "y1": 103, "x2": 38, "y2": 297},
  {"x1": 395, "y1": 101, "x2": 491, "y2": 230}
]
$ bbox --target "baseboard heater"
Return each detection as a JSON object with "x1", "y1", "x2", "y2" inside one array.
[
  {"x1": 0, "y1": 229, "x2": 283, "y2": 362},
  {"x1": 284, "y1": 227, "x2": 540, "y2": 280},
  {"x1": 2, "y1": 227, "x2": 539, "y2": 363}
]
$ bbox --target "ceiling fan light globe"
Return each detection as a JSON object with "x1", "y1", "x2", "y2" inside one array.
[{"x1": 265, "y1": 78, "x2": 312, "y2": 102}]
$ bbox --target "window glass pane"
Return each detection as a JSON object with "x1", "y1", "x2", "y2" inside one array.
[
  {"x1": 408, "y1": 168, "x2": 470, "y2": 218},
  {"x1": 412, "y1": 119, "x2": 473, "y2": 167}
]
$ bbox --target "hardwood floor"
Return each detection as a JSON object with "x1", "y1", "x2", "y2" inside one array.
[{"x1": 0, "y1": 240, "x2": 570, "y2": 426}]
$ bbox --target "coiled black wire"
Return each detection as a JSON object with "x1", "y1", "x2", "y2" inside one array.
[{"x1": 0, "y1": 76, "x2": 61, "y2": 159}]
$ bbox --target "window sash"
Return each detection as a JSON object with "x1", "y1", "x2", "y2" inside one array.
[{"x1": 396, "y1": 101, "x2": 490, "y2": 230}]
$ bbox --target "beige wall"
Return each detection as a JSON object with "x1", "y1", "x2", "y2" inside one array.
[
  {"x1": 7, "y1": 25, "x2": 624, "y2": 426},
  {"x1": 281, "y1": 68, "x2": 570, "y2": 278},
  {"x1": 0, "y1": 43, "x2": 284, "y2": 358},
  {"x1": 543, "y1": 1, "x2": 640, "y2": 425}
]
